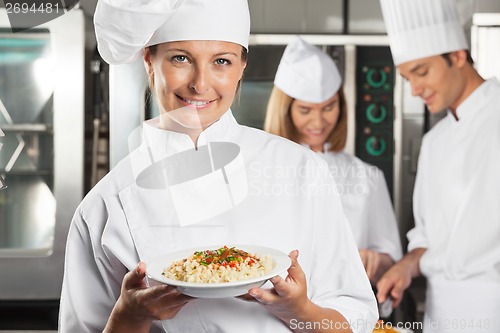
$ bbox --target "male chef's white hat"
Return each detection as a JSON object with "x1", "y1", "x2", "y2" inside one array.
[
  {"x1": 380, "y1": 0, "x2": 468, "y2": 66},
  {"x1": 274, "y1": 37, "x2": 342, "y2": 104},
  {"x1": 94, "y1": 0, "x2": 250, "y2": 64}
]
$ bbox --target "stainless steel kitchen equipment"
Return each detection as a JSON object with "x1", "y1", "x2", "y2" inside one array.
[
  {"x1": 472, "y1": 13, "x2": 500, "y2": 80},
  {"x1": 0, "y1": 8, "x2": 84, "y2": 304}
]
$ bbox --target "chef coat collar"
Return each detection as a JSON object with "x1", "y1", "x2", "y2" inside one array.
[
  {"x1": 300, "y1": 142, "x2": 331, "y2": 154},
  {"x1": 447, "y1": 78, "x2": 497, "y2": 123},
  {"x1": 142, "y1": 108, "x2": 237, "y2": 159}
]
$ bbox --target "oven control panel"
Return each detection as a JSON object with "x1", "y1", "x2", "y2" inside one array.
[{"x1": 355, "y1": 46, "x2": 394, "y2": 199}]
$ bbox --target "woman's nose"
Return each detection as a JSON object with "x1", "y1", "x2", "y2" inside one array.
[
  {"x1": 189, "y1": 66, "x2": 210, "y2": 94},
  {"x1": 309, "y1": 111, "x2": 323, "y2": 126}
]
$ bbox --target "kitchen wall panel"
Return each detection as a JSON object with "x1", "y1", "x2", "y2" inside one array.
[
  {"x1": 249, "y1": 0, "x2": 343, "y2": 33},
  {"x1": 264, "y1": 0, "x2": 304, "y2": 32},
  {"x1": 305, "y1": 0, "x2": 343, "y2": 33},
  {"x1": 248, "y1": 0, "x2": 499, "y2": 35},
  {"x1": 248, "y1": 0, "x2": 266, "y2": 33},
  {"x1": 475, "y1": 0, "x2": 500, "y2": 12},
  {"x1": 348, "y1": 0, "x2": 386, "y2": 34}
]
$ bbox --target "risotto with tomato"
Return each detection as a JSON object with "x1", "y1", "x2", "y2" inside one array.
[{"x1": 162, "y1": 246, "x2": 273, "y2": 283}]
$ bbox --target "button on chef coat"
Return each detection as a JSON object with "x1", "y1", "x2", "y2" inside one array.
[
  {"x1": 408, "y1": 78, "x2": 500, "y2": 332},
  {"x1": 59, "y1": 110, "x2": 378, "y2": 333},
  {"x1": 319, "y1": 151, "x2": 402, "y2": 262}
]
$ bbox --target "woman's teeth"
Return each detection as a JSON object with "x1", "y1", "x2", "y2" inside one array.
[{"x1": 184, "y1": 98, "x2": 210, "y2": 107}]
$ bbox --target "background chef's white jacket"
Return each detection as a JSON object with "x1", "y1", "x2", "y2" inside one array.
[
  {"x1": 318, "y1": 151, "x2": 402, "y2": 262},
  {"x1": 408, "y1": 78, "x2": 500, "y2": 332},
  {"x1": 59, "y1": 110, "x2": 378, "y2": 333}
]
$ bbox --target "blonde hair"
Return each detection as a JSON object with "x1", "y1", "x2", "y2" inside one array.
[{"x1": 264, "y1": 86, "x2": 347, "y2": 152}]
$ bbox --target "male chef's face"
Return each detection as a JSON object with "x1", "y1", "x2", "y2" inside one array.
[
  {"x1": 398, "y1": 51, "x2": 468, "y2": 113},
  {"x1": 144, "y1": 40, "x2": 247, "y2": 130}
]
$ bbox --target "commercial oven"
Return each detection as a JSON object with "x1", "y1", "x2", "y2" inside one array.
[{"x1": 0, "y1": 7, "x2": 84, "y2": 312}]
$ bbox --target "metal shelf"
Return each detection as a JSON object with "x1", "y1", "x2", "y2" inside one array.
[
  {"x1": 0, "y1": 124, "x2": 53, "y2": 134},
  {"x1": 0, "y1": 170, "x2": 52, "y2": 176}
]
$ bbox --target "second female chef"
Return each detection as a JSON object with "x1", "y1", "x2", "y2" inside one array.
[{"x1": 265, "y1": 37, "x2": 402, "y2": 285}]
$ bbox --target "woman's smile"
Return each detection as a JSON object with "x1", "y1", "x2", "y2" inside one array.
[{"x1": 177, "y1": 95, "x2": 215, "y2": 110}]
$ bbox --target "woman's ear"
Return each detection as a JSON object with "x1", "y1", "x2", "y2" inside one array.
[
  {"x1": 144, "y1": 47, "x2": 155, "y2": 89},
  {"x1": 143, "y1": 47, "x2": 153, "y2": 74},
  {"x1": 239, "y1": 60, "x2": 247, "y2": 81}
]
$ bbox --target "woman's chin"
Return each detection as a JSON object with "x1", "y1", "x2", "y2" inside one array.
[{"x1": 160, "y1": 107, "x2": 204, "y2": 130}]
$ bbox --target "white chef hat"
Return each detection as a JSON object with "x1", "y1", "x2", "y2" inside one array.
[
  {"x1": 94, "y1": 0, "x2": 250, "y2": 64},
  {"x1": 274, "y1": 37, "x2": 342, "y2": 104},
  {"x1": 380, "y1": 0, "x2": 468, "y2": 66}
]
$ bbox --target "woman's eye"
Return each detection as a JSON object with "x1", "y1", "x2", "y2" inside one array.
[
  {"x1": 299, "y1": 108, "x2": 310, "y2": 114},
  {"x1": 173, "y1": 55, "x2": 188, "y2": 63},
  {"x1": 215, "y1": 58, "x2": 230, "y2": 65}
]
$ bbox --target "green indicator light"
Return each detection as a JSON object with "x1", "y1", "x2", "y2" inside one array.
[
  {"x1": 366, "y1": 68, "x2": 387, "y2": 88},
  {"x1": 366, "y1": 104, "x2": 387, "y2": 124},
  {"x1": 365, "y1": 136, "x2": 387, "y2": 156}
]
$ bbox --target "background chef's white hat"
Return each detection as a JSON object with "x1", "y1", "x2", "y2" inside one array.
[
  {"x1": 274, "y1": 37, "x2": 342, "y2": 104},
  {"x1": 380, "y1": 0, "x2": 468, "y2": 66},
  {"x1": 94, "y1": 0, "x2": 250, "y2": 64}
]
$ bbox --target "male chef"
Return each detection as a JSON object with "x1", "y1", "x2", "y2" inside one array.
[{"x1": 376, "y1": 0, "x2": 500, "y2": 332}]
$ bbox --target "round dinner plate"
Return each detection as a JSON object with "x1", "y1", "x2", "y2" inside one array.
[{"x1": 146, "y1": 245, "x2": 291, "y2": 298}]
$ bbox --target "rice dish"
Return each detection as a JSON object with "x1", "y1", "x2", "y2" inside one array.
[{"x1": 163, "y1": 246, "x2": 274, "y2": 283}]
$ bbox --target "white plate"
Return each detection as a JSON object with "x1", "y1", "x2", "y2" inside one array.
[{"x1": 146, "y1": 245, "x2": 291, "y2": 298}]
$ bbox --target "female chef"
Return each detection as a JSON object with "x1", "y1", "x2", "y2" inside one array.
[
  {"x1": 377, "y1": 0, "x2": 500, "y2": 332},
  {"x1": 58, "y1": 1, "x2": 378, "y2": 333},
  {"x1": 264, "y1": 37, "x2": 402, "y2": 285}
]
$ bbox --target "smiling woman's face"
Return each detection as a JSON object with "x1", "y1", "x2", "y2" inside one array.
[
  {"x1": 290, "y1": 93, "x2": 340, "y2": 152},
  {"x1": 144, "y1": 40, "x2": 247, "y2": 131}
]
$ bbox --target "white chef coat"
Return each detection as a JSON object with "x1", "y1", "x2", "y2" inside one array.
[
  {"x1": 59, "y1": 110, "x2": 378, "y2": 333},
  {"x1": 319, "y1": 150, "x2": 402, "y2": 262},
  {"x1": 408, "y1": 78, "x2": 500, "y2": 332}
]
